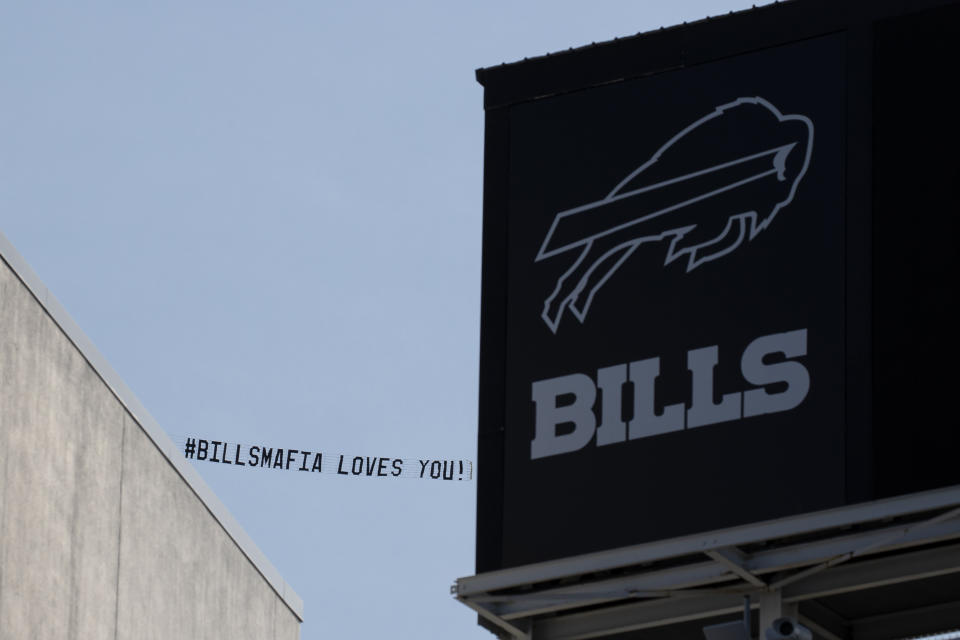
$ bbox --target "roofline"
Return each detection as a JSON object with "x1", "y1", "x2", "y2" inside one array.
[
  {"x1": 474, "y1": 0, "x2": 783, "y2": 84},
  {"x1": 473, "y1": 0, "x2": 959, "y2": 109},
  {"x1": 0, "y1": 230, "x2": 304, "y2": 622}
]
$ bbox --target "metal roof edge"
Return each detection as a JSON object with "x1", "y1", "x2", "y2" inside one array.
[
  {"x1": 457, "y1": 484, "x2": 960, "y2": 596},
  {"x1": 474, "y1": 0, "x2": 783, "y2": 84},
  {"x1": 0, "y1": 230, "x2": 304, "y2": 622},
  {"x1": 474, "y1": 0, "x2": 959, "y2": 106}
]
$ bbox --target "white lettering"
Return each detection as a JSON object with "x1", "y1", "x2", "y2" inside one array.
[
  {"x1": 595, "y1": 364, "x2": 628, "y2": 446},
  {"x1": 741, "y1": 329, "x2": 810, "y2": 417},
  {"x1": 531, "y1": 374, "x2": 597, "y2": 459},
  {"x1": 629, "y1": 357, "x2": 685, "y2": 439},
  {"x1": 529, "y1": 329, "x2": 811, "y2": 460},
  {"x1": 687, "y1": 345, "x2": 742, "y2": 428}
]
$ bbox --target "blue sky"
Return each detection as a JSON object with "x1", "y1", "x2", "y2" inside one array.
[{"x1": 1, "y1": 1, "x2": 760, "y2": 637}]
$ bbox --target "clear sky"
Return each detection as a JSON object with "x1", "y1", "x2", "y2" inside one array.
[{"x1": 2, "y1": 1, "x2": 760, "y2": 637}]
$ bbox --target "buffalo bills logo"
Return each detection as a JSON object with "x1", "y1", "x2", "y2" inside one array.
[{"x1": 537, "y1": 97, "x2": 814, "y2": 333}]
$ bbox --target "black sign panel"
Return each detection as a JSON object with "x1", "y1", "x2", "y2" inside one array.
[
  {"x1": 477, "y1": 0, "x2": 960, "y2": 573},
  {"x1": 493, "y1": 34, "x2": 846, "y2": 568}
]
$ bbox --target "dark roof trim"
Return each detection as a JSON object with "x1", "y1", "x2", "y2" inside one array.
[
  {"x1": 475, "y1": 0, "x2": 783, "y2": 80},
  {"x1": 474, "y1": 0, "x2": 954, "y2": 110}
]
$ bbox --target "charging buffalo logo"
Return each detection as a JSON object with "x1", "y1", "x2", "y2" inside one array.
[{"x1": 536, "y1": 97, "x2": 814, "y2": 333}]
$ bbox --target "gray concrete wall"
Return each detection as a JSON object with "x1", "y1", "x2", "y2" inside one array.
[{"x1": 0, "y1": 249, "x2": 300, "y2": 639}]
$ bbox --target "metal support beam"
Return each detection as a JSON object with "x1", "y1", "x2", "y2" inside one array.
[
  {"x1": 457, "y1": 487, "x2": 960, "y2": 596},
  {"x1": 758, "y1": 591, "x2": 781, "y2": 637},
  {"x1": 458, "y1": 597, "x2": 531, "y2": 640},
  {"x1": 799, "y1": 601, "x2": 849, "y2": 640},
  {"x1": 455, "y1": 501, "x2": 960, "y2": 640},
  {"x1": 458, "y1": 517, "x2": 960, "y2": 625},
  {"x1": 532, "y1": 593, "x2": 747, "y2": 640},
  {"x1": 769, "y1": 506, "x2": 960, "y2": 591},
  {"x1": 492, "y1": 559, "x2": 734, "y2": 619},
  {"x1": 523, "y1": 543, "x2": 960, "y2": 640},
  {"x1": 706, "y1": 547, "x2": 767, "y2": 588},
  {"x1": 851, "y1": 600, "x2": 960, "y2": 640},
  {"x1": 758, "y1": 591, "x2": 797, "y2": 637},
  {"x1": 743, "y1": 518, "x2": 960, "y2": 577},
  {"x1": 782, "y1": 543, "x2": 960, "y2": 602}
]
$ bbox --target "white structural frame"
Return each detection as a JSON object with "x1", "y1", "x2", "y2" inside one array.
[{"x1": 454, "y1": 485, "x2": 960, "y2": 640}]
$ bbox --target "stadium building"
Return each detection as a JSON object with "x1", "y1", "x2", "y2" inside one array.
[
  {"x1": 0, "y1": 231, "x2": 302, "y2": 638},
  {"x1": 458, "y1": 1, "x2": 960, "y2": 638}
]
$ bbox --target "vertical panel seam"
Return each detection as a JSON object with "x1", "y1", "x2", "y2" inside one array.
[
  {"x1": 112, "y1": 417, "x2": 127, "y2": 640},
  {"x1": 0, "y1": 397, "x2": 7, "y2": 625}
]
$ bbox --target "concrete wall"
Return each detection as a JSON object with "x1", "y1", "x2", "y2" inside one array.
[{"x1": 0, "y1": 249, "x2": 300, "y2": 639}]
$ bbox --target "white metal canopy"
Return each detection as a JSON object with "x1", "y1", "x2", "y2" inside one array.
[{"x1": 454, "y1": 485, "x2": 960, "y2": 640}]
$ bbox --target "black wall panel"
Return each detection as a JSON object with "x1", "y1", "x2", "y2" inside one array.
[{"x1": 476, "y1": 0, "x2": 960, "y2": 573}]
